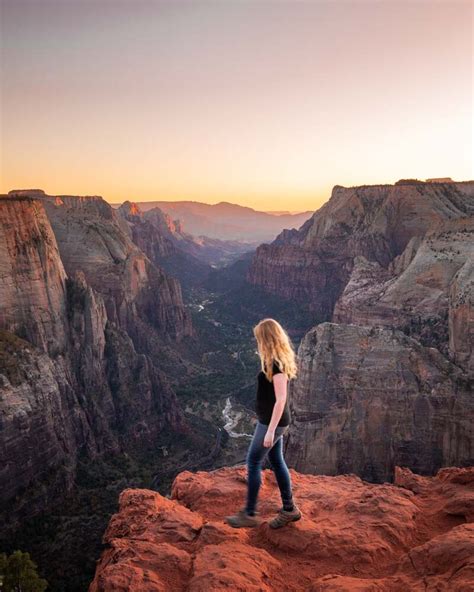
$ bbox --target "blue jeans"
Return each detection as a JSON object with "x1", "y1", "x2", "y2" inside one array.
[{"x1": 245, "y1": 420, "x2": 294, "y2": 514}]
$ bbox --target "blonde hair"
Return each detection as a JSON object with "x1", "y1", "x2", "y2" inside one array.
[{"x1": 253, "y1": 318, "x2": 297, "y2": 382}]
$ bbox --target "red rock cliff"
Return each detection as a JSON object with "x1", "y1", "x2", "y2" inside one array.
[{"x1": 89, "y1": 465, "x2": 474, "y2": 591}]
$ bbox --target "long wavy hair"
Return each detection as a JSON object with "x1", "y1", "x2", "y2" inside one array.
[{"x1": 253, "y1": 318, "x2": 298, "y2": 382}]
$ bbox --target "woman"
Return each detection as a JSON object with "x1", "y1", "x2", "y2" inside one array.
[{"x1": 225, "y1": 318, "x2": 302, "y2": 529}]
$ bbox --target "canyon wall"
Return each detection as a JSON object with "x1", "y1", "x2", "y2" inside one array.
[
  {"x1": 36, "y1": 193, "x2": 193, "y2": 340},
  {"x1": 285, "y1": 323, "x2": 473, "y2": 482},
  {"x1": 0, "y1": 194, "x2": 191, "y2": 528},
  {"x1": 248, "y1": 181, "x2": 474, "y2": 331},
  {"x1": 0, "y1": 197, "x2": 67, "y2": 354},
  {"x1": 247, "y1": 181, "x2": 474, "y2": 480}
]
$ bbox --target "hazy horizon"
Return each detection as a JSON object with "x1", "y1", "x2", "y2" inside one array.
[{"x1": 1, "y1": 0, "x2": 473, "y2": 210}]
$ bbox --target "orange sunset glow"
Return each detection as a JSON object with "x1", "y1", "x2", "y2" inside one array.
[{"x1": 1, "y1": 0, "x2": 473, "y2": 211}]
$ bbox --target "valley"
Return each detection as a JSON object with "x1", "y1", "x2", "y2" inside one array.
[{"x1": 0, "y1": 180, "x2": 472, "y2": 591}]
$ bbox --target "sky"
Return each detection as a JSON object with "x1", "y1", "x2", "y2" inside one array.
[{"x1": 0, "y1": 0, "x2": 473, "y2": 211}]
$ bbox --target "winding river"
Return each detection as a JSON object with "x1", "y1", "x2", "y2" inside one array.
[{"x1": 222, "y1": 397, "x2": 253, "y2": 438}]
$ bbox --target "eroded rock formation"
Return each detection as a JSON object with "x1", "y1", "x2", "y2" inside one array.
[
  {"x1": 284, "y1": 323, "x2": 473, "y2": 482},
  {"x1": 0, "y1": 197, "x2": 67, "y2": 354},
  {"x1": 247, "y1": 181, "x2": 473, "y2": 480},
  {"x1": 89, "y1": 464, "x2": 474, "y2": 591},
  {"x1": 35, "y1": 193, "x2": 193, "y2": 340},
  {"x1": 248, "y1": 181, "x2": 474, "y2": 334},
  {"x1": 0, "y1": 194, "x2": 190, "y2": 528},
  {"x1": 333, "y1": 217, "x2": 474, "y2": 370}
]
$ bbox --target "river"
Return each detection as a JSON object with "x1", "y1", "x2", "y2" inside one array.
[{"x1": 222, "y1": 397, "x2": 253, "y2": 438}]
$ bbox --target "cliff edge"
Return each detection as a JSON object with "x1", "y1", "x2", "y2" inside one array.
[{"x1": 90, "y1": 465, "x2": 474, "y2": 591}]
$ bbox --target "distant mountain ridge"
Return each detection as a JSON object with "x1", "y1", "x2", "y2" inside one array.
[{"x1": 110, "y1": 199, "x2": 313, "y2": 242}]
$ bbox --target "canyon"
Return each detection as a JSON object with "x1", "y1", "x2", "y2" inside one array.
[
  {"x1": 248, "y1": 181, "x2": 474, "y2": 345},
  {"x1": 117, "y1": 199, "x2": 313, "y2": 243},
  {"x1": 1, "y1": 181, "x2": 473, "y2": 591}
]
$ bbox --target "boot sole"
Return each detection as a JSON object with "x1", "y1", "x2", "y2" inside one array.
[{"x1": 269, "y1": 512, "x2": 302, "y2": 529}]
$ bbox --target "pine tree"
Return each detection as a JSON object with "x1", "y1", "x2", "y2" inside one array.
[{"x1": 0, "y1": 550, "x2": 48, "y2": 592}]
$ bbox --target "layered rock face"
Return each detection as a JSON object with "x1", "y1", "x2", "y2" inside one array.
[
  {"x1": 0, "y1": 195, "x2": 189, "y2": 527},
  {"x1": 248, "y1": 181, "x2": 473, "y2": 481},
  {"x1": 33, "y1": 193, "x2": 193, "y2": 340},
  {"x1": 285, "y1": 323, "x2": 473, "y2": 482},
  {"x1": 117, "y1": 201, "x2": 211, "y2": 285},
  {"x1": 0, "y1": 197, "x2": 67, "y2": 354},
  {"x1": 90, "y1": 464, "x2": 474, "y2": 591},
  {"x1": 333, "y1": 217, "x2": 474, "y2": 370},
  {"x1": 248, "y1": 181, "x2": 474, "y2": 326}
]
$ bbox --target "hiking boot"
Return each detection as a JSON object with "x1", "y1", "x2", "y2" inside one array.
[
  {"x1": 269, "y1": 504, "x2": 302, "y2": 529},
  {"x1": 225, "y1": 508, "x2": 260, "y2": 528}
]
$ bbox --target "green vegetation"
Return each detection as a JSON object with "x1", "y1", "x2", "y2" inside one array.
[{"x1": 0, "y1": 551, "x2": 47, "y2": 592}]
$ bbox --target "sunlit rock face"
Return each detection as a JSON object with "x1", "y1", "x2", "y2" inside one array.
[
  {"x1": 0, "y1": 196, "x2": 67, "y2": 354},
  {"x1": 248, "y1": 181, "x2": 474, "y2": 330},
  {"x1": 285, "y1": 323, "x2": 473, "y2": 483},
  {"x1": 90, "y1": 464, "x2": 474, "y2": 592},
  {"x1": 0, "y1": 195, "x2": 188, "y2": 529},
  {"x1": 34, "y1": 192, "x2": 193, "y2": 341},
  {"x1": 333, "y1": 216, "x2": 474, "y2": 372}
]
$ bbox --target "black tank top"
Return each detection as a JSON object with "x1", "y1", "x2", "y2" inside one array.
[{"x1": 255, "y1": 361, "x2": 291, "y2": 427}]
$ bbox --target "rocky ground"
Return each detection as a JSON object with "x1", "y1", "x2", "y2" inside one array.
[{"x1": 90, "y1": 464, "x2": 474, "y2": 591}]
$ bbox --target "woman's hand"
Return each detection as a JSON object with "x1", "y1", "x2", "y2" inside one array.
[{"x1": 264, "y1": 429, "x2": 275, "y2": 448}]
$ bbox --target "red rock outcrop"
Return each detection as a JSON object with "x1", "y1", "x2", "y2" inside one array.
[
  {"x1": 90, "y1": 465, "x2": 474, "y2": 591},
  {"x1": 284, "y1": 322, "x2": 473, "y2": 482}
]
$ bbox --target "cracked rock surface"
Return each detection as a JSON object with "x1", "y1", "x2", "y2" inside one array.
[{"x1": 90, "y1": 465, "x2": 474, "y2": 591}]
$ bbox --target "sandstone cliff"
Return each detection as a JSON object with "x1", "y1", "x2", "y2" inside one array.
[
  {"x1": 247, "y1": 181, "x2": 473, "y2": 481},
  {"x1": 284, "y1": 323, "x2": 473, "y2": 482},
  {"x1": 117, "y1": 201, "x2": 211, "y2": 286},
  {"x1": 0, "y1": 196, "x2": 189, "y2": 528},
  {"x1": 333, "y1": 217, "x2": 474, "y2": 371},
  {"x1": 28, "y1": 192, "x2": 193, "y2": 341},
  {"x1": 248, "y1": 181, "x2": 474, "y2": 329},
  {"x1": 89, "y1": 464, "x2": 474, "y2": 591},
  {"x1": 0, "y1": 197, "x2": 67, "y2": 354}
]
